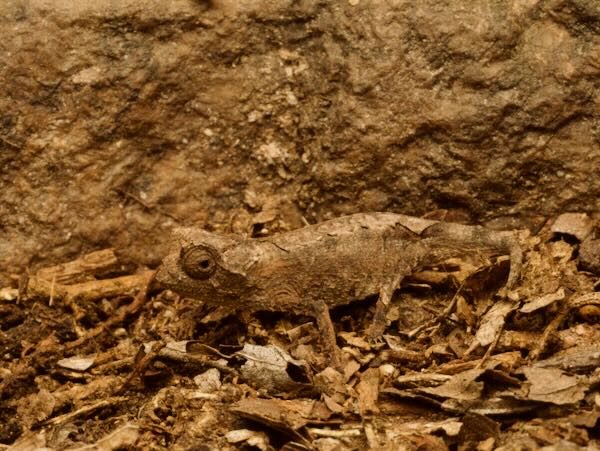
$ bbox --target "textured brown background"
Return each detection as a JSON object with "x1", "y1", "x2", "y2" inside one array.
[{"x1": 2, "y1": 0, "x2": 600, "y2": 284}]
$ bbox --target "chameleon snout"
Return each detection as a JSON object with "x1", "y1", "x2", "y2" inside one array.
[{"x1": 155, "y1": 255, "x2": 181, "y2": 289}]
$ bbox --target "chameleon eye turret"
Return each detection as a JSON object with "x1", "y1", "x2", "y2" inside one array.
[{"x1": 181, "y1": 246, "x2": 217, "y2": 279}]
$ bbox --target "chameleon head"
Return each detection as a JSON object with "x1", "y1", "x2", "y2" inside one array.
[{"x1": 156, "y1": 228, "x2": 250, "y2": 302}]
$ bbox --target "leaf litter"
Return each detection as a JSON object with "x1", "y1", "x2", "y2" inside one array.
[{"x1": 1, "y1": 216, "x2": 600, "y2": 449}]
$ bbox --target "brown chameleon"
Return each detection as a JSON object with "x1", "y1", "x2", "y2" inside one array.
[{"x1": 156, "y1": 212, "x2": 522, "y2": 367}]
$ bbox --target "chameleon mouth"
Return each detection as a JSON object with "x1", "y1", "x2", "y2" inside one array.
[{"x1": 154, "y1": 265, "x2": 172, "y2": 288}]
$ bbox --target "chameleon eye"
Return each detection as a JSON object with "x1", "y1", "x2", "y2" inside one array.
[{"x1": 181, "y1": 246, "x2": 216, "y2": 279}]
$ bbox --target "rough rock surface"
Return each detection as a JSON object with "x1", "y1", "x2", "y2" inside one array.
[{"x1": 2, "y1": 0, "x2": 600, "y2": 282}]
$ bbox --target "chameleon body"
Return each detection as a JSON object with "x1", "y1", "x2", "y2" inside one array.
[{"x1": 157, "y1": 213, "x2": 522, "y2": 366}]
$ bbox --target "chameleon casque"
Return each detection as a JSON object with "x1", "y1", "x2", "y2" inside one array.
[{"x1": 157, "y1": 212, "x2": 522, "y2": 366}]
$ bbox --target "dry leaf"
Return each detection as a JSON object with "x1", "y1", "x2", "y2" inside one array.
[
  {"x1": 356, "y1": 368, "x2": 380, "y2": 416},
  {"x1": 472, "y1": 300, "x2": 516, "y2": 348},
  {"x1": 535, "y1": 344, "x2": 600, "y2": 372},
  {"x1": 522, "y1": 367, "x2": 586, "y2": 405},
  {"x1": 230, "y1": 398, "x2": 312, "y2": 431},
  {"x1": 225, "y1": 429, "x2": 269, "y2": 451},
  {"x1": 193, "y1": 368, "x2": 221, "y2": 394},
  {"x1": 57, "y1": 355, "x2": 96, "y2": 372},
  {"x1": 520, "y1": 288, "x2": 565, "y2": 313},
  {"x1": 338, "y1": 331, "x2": 371, "y2": 350},
  {"x1": 579, "y1": 238, "x2": 600, "y2": 275},
  {"x1": 551, "y1": 213, "x2": 594, "y2": 242},
  {"x1": 420, "y1": 368, "x2": 485, "y2": 401},
  {"x1": 237, "y1": 344, "x2": 310, "y2": 393}
]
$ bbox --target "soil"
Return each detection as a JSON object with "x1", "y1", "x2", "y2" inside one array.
[{"x1": 2, "y1": 1, "x2": 600, "y2": 449}]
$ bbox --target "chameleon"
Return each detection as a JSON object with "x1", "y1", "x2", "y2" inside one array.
[{"x1": 156, "y1": 212, "x2": 522, "y2": 367}]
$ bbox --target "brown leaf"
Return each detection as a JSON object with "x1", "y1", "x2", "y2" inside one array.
[
  {"x1": 472, "y1": 300, "x2": 516, "y2": 348},
  {"x1": 356, "y1": 368, "x2": 380, "y2": 416},
  {"x1": 421, "y1": 368, "x2": 485, "y2": 401},
  {"x1": 551, "y1": 213, "x2": 594, "y2": 242},
  {"x1": 447, "y1": 327, "x2": 472, "y2": 358},
  {"x1": 520, "y1": 288, "x2": 565, "y2": 313},
  {"x1": 236, "y1": 344, "x2": 310, "y2": 393},
  {"x1": 456, "y1": 295, "x2": 476, "y2": 327},
  {"x1": 456, "y1": 412, "x2": 500, "y2": 444},
  {"x1": 522, "y1": 367, "x2": 586, "y2": 405},
  {"x1": 225, "y1": 429, "x2": 269, "y2": 451},
  {"x1": 322, "y1": 394, "x2": 345, "y2": 414},
  {"x1": 534, "y1": 344, "x2": 600, "y2": 372},
  {"x1": 229, "y1": 398, "x2": 313, "y2": 431},
  {"x1": 579, "y1": 238, "x2": 600, "y2": 274},
  {"x1": 57, "y1": 355, "x2": 96, "y2": 372},
  {"x1": 338, "y1": 331, "x2": 371, "y2": 351}
]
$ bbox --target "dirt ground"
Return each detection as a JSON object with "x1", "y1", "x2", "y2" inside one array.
[{"x1": 2, "y1": 1, "x2": 600, "y2": 449}]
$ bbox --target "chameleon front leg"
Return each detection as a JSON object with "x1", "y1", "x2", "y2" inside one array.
[
  {"x1": 366, "y1": 287, "x2": 392, "y2": 340},
  {"x1": 365, "y1": 257, "x2": 411, "y2": 340},
  {"x1": 366, "y1": 278, "x2": 402, "y2": 340},
  {"x1": 313, "y1": 300, "x2": 343, "y2": 369}
]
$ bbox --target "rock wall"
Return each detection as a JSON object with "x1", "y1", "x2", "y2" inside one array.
[{"x1": 2, "y1": 0, "x2": 600, "y2": 282}]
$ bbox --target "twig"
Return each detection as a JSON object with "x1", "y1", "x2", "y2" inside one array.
[
  {"x1": 36, "y1": 249, "x2": 119, "y2": 284},
  {"x1": 92, "y1": 357, "x2": 135, "y2": 375},
  {"x1": 181, "y1": 342, "x2": 234, "y2": 360},
  {"x1": 0, "y1": 270, "x2": 156, "y2": 400},
  {"x1": 140, "y1": 421, "x2": 175, "y2": 437},
  {"x1": 116, "y1": 341, "x2": 166, "y2": 395},
  {"x1": 0, "y1": 135, "x2": 20, "y2": 149},
  {"x1": 530, "y1": 292, "x2": 600, "y2": 361},
  {"x1": 307, "y1": 427, "x2": 362, "y2": 438},
  {"x1": 158, "y1": 344, "x2": 236, "y2": 375},
  {"x1": 49, "y1": 275, "x2": 56, "y2": 307},
  {"x1": 407, "y1": 282, "x2": 465, "y2": 338},
  {"x1": 477, "y1": 322, "x2": 504, "y2": 368},
  {"x1": 43, "y1": 397, "x2": 127, "y2": 426},
  {"x1": 28, "y1": 271, "x2": 154, "y2": 303},
  {"x1": 17, "y1": 272, "x2": 29, "y2": 304},
  {"x1": 64, "y1": 270, "x2": 156, "y2": 351}
]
